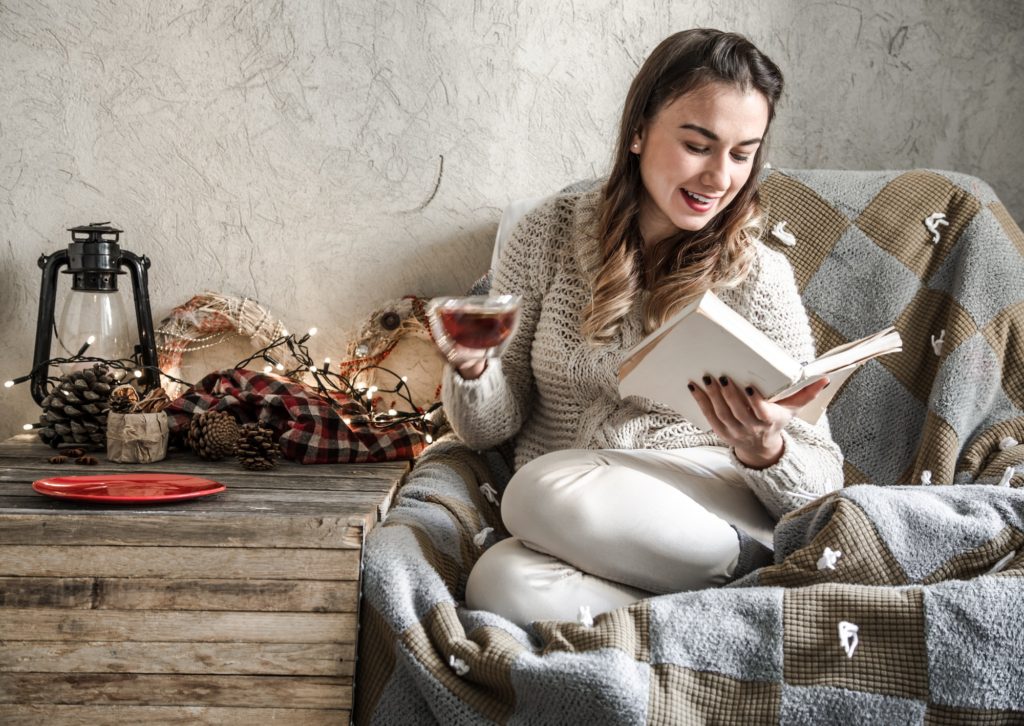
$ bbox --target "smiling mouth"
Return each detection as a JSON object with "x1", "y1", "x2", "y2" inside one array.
[
  {"x1": 681, "y1": 188, "x2": 717, "y2": 209},
  {"x1": 684, "y1": 188, "x2": 716, "y2": 202}
]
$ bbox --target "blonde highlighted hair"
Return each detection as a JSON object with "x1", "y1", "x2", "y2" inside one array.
[{"x1": 581, "y1": 29, "x2": 784, "y2": 342}]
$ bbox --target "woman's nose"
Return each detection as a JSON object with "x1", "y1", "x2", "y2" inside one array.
[{"x1": 702, "y1": 156, "x2": 729, "y2": 191}]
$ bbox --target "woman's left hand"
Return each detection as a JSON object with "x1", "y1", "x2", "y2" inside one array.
[{"x1": 688, "y1": 375, "x2": 829, "y2": 469}]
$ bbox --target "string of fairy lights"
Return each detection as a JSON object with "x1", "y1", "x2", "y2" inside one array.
[
  {"x1": 233, "y1": 326, "x2": 441, "y2": 439},
  {"x1": 4, "y1": 329, "x2": 441, "y2": 442}
]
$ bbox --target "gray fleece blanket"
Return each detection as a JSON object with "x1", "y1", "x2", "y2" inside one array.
[
  {"x1": 357, "y1": 439, "x2": 1024, "y2": 724},
  {"x1": 356, "y1": 169, "x2": 1024, "y2": 724}
]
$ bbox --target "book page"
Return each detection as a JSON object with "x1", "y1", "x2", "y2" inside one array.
[{"x1": 802, "y1": 326, "x2": 903, "y2": 379}]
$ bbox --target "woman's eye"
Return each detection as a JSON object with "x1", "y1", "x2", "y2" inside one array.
[
  {"x1": 685, "y1": 144, "x2": 708, "y2": 154},
  {"x1": 731, "y1": 153, "x2": 750, "y2": 163}
]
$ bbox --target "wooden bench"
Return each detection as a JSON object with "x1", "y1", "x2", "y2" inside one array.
[{"x1": 0, "y1": 433, "x2": 408, "y2": 725}]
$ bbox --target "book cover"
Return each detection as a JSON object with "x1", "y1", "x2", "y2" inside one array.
[{"x1": 617, "y1": 291, "x2": 902, "y2": 431}]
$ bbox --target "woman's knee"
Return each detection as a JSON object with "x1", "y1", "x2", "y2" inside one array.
[
  {"x1": 501, "y1": 449, "x2": 606, "y2": 537},
  {"x1": 465, "y1": 538, "x2": 573, "y2": 618}
]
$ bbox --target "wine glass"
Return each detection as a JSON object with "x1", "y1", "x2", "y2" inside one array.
[{"x1": 426, "y1": 295, "x2": 522, "y2": 363}]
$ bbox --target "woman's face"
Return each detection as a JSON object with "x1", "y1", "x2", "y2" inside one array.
[{"x1": 632, "y1": 82, "x2": 770, "y2": 245}]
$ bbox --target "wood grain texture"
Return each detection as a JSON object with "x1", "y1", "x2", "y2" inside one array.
[
  {"x1": 0, "y1": 672, "x2": 353, "y2": 708},
  {"x1": 0, "y1": 705, "x2": 350, "y2": 726},
  {"x1": 0, "y1": 511, "x2": 371, "y2": 548},
  {"x1": 0, "y1": 608, "x2": 357, "y2": 643},
  {"x1": 0, "y1": 641, "x2": 354, "y2": 676},
  {"x1": 0, "y1": 545, "x2": 360, "y2": 579},
  {"x1": 0, "y1": 433, "x2": 394, "y2": 718},
  {"x1": 0, "y1": 576, "x2": 359, "y2": 611}
]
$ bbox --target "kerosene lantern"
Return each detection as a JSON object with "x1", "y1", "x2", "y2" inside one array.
[{"x1": 31, "y1": 223, "x2": 158, "y2": 403}]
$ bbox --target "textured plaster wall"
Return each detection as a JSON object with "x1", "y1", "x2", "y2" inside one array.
[{"x1": 1, "y1": 0, "x2": 1022, "y2": 440}]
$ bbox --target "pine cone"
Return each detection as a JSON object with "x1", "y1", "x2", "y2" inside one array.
[
  {"x1": 236, "y1": 422, "x2": 279, "y2": 471},
  {"x1": 37, "y1": 364, "x2": 115, "y2": 449},
  {"x1": 187, "y1": 410, "x2": 240, "y2": 460}
]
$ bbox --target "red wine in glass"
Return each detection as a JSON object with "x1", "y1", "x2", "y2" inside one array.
[
  {"x1": 438, "y1": 307, "x2": 517, "y2": 349},
  {"x1": 427, "y1": 295, "x2": 521, "y2": 360}
]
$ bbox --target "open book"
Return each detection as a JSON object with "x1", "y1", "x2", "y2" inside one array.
[{"x1": 617, "y1": 291, "x2": 903, "y2": 430}]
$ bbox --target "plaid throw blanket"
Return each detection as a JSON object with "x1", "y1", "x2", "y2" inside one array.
[
  {"x1": 357, "y1": 169, "x2": 1024, "y2": 723},
  {"x1": 759, "y1": 169, "x2": 1024, "y2": 487},
  {"x1": 165, "y1": 368, "x2": 429, "y2": 463},
  {"x1": 359, "y1": 440, "x2": 1024, "y2": 724}
]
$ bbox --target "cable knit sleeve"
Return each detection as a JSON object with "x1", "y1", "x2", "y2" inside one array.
[
  {"x1": 720, "y1": 243, "x2": 845, "y2": 518},
  {"x1": 441, "y1": 198, "x2": 561, "y2": 450}
]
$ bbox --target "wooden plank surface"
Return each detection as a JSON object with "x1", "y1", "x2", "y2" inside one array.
[
  {"x1": 0, "y1": 673, "x2": 352, "y2": 708},
  {"x1": 0, "y1": 433, "x2": 386, "y2": 720},
  {"x1": 0, "y1": 434, "x2": 407, "y2": 550},
  {"x1": 0, "y1": 545, "x2": 360, "y2": 579},
  {"x1": 0, "y1": 576, "x2": 359, "y2": 612},
  {"x1": 0, "y1": 511, "x2": 370, "y2": 548},
  {"x1": 0, "y1": 492, "x2": 382, "y2": 518},
  {"x1": 0, "y1": 433, "x2": 408, "y2": 485},
  {"x1": 0, "y1": 641, "x2": 354, "y2": 676},
  {"x1": 0, "y1": 462, "x2": 407, "y2": 493},
  {"x1": 0, "y1": 608, "x2": 357, "y2": 643},
  {"x1": 0, "y1": 482, "x2": 389, "y2": 508},
  {"x1": 0, "y1": 705, "x2": 350, "y2": 726}
]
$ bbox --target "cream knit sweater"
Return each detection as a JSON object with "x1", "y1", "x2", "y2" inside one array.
[{"x1": 442, "y1": 188, "x2": 844, "y2": 518}]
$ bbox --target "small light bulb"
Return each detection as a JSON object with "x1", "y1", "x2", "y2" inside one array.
[
  {"x1": 22, "y1": 423, "x2": 34, "y2": 431},
  {"x1": 387, "y1": 409, "x2": 397, "y2": 416},
  {"x1": 281, "y1": 329, "x2": 289, "y2": 337},
  {"x1": 308, "y1": 365, "x2": 317, "y2": 372},
  {"x1": 367, "y1": 386, "x2": 377, "y2": 394},
  {"x1": 401, "y1": 376, "x2": 409, "y2": 383},
  {"x1": 275, "y1": 363, "x2": 284, "y2": 371},
  {"x1": 342, "y1": 418, "x2": 351, "y2": 425},
  {"x1": 3, "y1": 380, "x2": 13, "y2": 389},
  {"x1": 263, "y1": 365, "x2": 273, "y2": 374},
  {"x1": 323, "y1": 357, "x2": 331, "y2": 364},
  {"x1": 307, "y1": 327, "x2": 318, "y2": 337},
  {"x1": 87, "y1": 335, "x2": 96, "y2": 345},
  {"x1": 133, "y1": 369, "x2": 143, "y2": 378},
  {"x1": 425, "y1": 433, "x2": 433, "y2": 443}
]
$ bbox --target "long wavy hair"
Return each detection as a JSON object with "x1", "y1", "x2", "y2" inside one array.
[{"x1": 581, "y1": 29, "x2": 784, "y2": 342}]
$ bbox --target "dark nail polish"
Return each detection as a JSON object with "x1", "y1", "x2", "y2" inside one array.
[
  {"x1": 702, "y1": 375, "x2": 712, "y2": 386},
  {"x1": 718, "y1": 376, "x2": 728, "y2": 386},
  {"x1": 745, "y1": 386, "x2": 754, "y2": 396},
  {"x1": 824, "y1": 381, "x2": 831, "y2": 389},
  {"x1": 687, "y1": 383, "x2": 695, "y2": 392}
]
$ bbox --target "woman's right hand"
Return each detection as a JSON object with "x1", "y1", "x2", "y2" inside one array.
[{"x1": 447, "y1": 345, "x2": 489, "y2": 380}]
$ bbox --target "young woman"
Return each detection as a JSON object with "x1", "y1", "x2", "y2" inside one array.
[{"x1": 442, "y1": 29, "x2": 844, "y2": 628}]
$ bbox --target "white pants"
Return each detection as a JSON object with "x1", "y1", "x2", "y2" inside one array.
[{"x1": 465, "y1": 447, "x2": 775, "y2": 627}]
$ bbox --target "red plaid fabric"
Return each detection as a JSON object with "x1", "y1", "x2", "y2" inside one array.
[{"x1": 164, "y1": 368, "x2": 430, "y2": 464}]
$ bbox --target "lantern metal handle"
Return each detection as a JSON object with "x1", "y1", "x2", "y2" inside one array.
[
  {"x1": 119, "y1": 250, "x2": 158, "y2": 388},
  {"x1": 32, "y1": 251, "x2": 69, "y2": 404}
]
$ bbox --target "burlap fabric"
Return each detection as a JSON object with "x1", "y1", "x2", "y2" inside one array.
[{"x1": 357, "y1": 170, "x2": 1024, "y2": 724}]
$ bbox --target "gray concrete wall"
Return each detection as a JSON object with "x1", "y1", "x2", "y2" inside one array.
[{"x1": 2, "y1": 0, "x2": 1022, "y2": 440}]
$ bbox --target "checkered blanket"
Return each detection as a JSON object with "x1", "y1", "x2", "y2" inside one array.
[
  {"x1": 760, "y1": 169, "x2": 1024, "y2": 487},
  {"x1": 359, "y1": 440, "x2": 1024, "y2": 724},
  {"x1": 164, "y1": 368, "x2": 429, "y2": 463},
  {"x1": 356, "y1": 170, "x2": 1024, "y2": 723}
]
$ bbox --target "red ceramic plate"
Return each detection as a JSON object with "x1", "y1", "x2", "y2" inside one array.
[{"x1": 32, "y1": 474, "x2": 226, "y2": 504}]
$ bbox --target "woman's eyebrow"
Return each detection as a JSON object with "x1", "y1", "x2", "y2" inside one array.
[{"x1": 680, "y1": 123, "x2": 762, "y2": 146}]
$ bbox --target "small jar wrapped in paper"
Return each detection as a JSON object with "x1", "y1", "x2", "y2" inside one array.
[{"x1": 106, "y1": 411, "x2": 170, "y2": 464}]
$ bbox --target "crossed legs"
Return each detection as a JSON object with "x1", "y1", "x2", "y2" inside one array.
[{"x1": 465, "y1": 446, "x2": 774, "y2": 627}]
